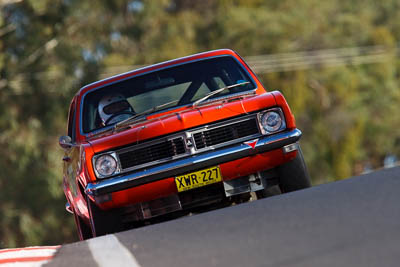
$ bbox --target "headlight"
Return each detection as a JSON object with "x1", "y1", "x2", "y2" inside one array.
[
  {"x1": 94, "y1": 153, "x2": 119, "y2": 178},
  {"x1": 258, "y1": 109, "x2": 286, "y2": 134}
]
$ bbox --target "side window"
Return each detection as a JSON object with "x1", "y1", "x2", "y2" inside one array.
[{"x1": 67, "y1": 101, "x2": 77, "y2": 142}]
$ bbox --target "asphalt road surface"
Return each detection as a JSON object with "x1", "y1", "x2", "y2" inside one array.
[{"x1": 46, "y1": 166, "x2": 400, "y2": 267}]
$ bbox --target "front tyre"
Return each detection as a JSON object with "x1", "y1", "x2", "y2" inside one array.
[
  {"x1": 278, "y1": 146, "x2": 311, "y2": 193},
  {"x1": 73, "y1": 208, "x2": 93, "y2": 240},
  {"x1": 86, "y1": 196, "x2": 122, "y2": 237}
]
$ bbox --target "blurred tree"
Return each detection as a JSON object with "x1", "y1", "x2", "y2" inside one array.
[{"x1": 0, "y1": 0, "x2": 400, "y2": 247}]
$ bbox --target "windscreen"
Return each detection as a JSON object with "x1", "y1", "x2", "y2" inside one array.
[{"x1": 82, "y1": 56, "x2": 256, "y2": 133}]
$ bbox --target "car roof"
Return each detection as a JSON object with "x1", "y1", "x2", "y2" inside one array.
[{"x1": 76, "y1": 49, "x2": 240, "y2": 96}]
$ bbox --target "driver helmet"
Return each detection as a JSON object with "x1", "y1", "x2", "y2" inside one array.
[{"x1": 98, "y1": 94, "x2": 134, "y2": 125}]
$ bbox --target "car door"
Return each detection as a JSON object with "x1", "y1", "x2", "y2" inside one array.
[{"x1": 62, "y1": 98, "x2": 81, "y2": 209}]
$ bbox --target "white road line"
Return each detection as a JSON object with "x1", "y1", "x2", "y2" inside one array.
[{"x1": 87, "y1": 234, "x2": 141, "y2": 267}]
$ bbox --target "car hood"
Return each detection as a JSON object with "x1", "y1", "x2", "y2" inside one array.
[{"x1": 88, "y1": 92, "x2": 277, "y2": 154}]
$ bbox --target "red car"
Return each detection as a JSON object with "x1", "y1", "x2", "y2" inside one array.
[{"x1": 60, "y1": 49, "x2": 311, "y2": 240}]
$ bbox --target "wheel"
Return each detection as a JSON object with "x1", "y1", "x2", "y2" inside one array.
[
  {"x1": 86, "y1": 196, "x2": 122, "y2": 237},
  {"x1": 73, "y1": 208, "x2": 93, "y2": 240},
  {"x1": 277, "y1": 146, "x2": 311, "y2": 193}
]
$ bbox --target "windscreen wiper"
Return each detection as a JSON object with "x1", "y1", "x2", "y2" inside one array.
[
  {"x1": 115, "y1": 99, "x2": 180, "y2": 129},
  {"x1": 192, "y1": 81, "x2": 250, "y2": 107},
  {"x1": 88, "y1": 126, "x2": 114, "y2": 138}
]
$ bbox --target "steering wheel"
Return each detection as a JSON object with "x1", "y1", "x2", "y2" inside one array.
[{"x1": 105, "y1": 111, "x2": 136, "y2": 125}]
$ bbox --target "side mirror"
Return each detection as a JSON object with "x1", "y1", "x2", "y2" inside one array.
[{"x1": 59, "y1": 135, "x2": 73, "y2": 149}]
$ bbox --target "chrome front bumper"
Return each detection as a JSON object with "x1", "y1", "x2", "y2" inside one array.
[{"x1": 85, "y1": 128, "x2": 302, "y2": 197}]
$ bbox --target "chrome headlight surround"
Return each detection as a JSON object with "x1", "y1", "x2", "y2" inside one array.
[
  {"x1": 257, "y1": 108, "x2": 287, "y2": 135},
  {"x1": 93, "y1": 152, "x2": 121, "y2": 179}
]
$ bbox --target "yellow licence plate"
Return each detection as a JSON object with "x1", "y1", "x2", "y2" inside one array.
[{"x1": 175, "y1": 166, "x2": 222, "y2": 192}]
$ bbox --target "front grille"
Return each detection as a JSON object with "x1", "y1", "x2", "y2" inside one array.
[
  {"x1": 116, "y1": 116, "x2": 259, "y2": 172},
  {"x1": 193, "y1": 118, "x2": 259, "y2": 149},
  {"x1": 118, "y1": 138, "x2": 186, "y2": 170}
]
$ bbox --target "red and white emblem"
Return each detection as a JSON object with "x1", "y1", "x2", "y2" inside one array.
[{"x1": 244, "y1": 139, "x2": 259, "y2": 149}]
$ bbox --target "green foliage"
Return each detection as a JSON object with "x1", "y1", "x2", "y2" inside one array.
[{"x1": 1, "y1": 0, "x2": 400, "y2": 247}]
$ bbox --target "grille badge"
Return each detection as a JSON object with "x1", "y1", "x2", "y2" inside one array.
[
  {"x1": 244, "y1": 139, "x2": 259, "y2": 149},
  {"x1": 186, "y1": 138, "x2": 194, "y2": 148}
]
